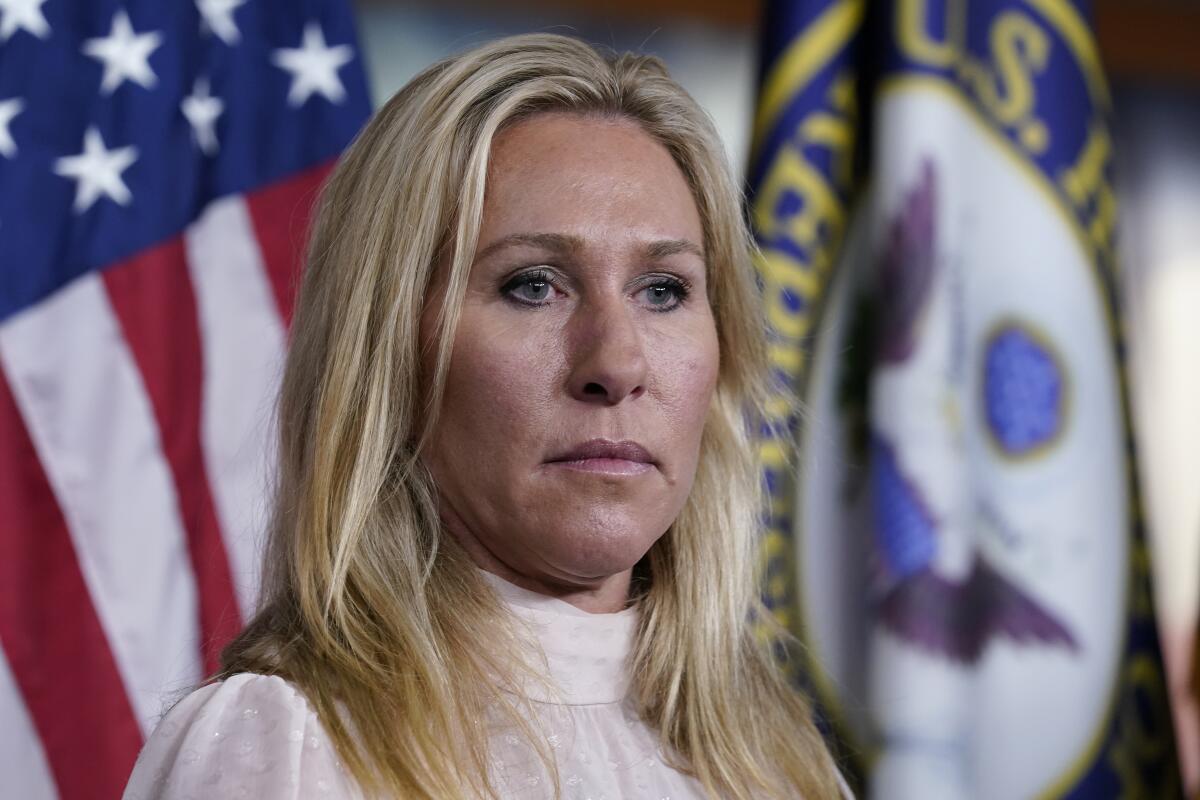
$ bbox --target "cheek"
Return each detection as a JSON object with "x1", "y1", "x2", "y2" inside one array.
[
  {"x1": 439, "y1": 319, "x2": 559, "y2": 451},
  {"x1": 654, "y1": 323, "x2": 721, "y2": 443}
]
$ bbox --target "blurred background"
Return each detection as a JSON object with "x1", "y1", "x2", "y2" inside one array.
[
  {"x1": 1, "y1": 1, "x2": 1195, "y2": 797},
  {"x1": 351, "y1": 0, "x2": 1200, "y2": 789}
]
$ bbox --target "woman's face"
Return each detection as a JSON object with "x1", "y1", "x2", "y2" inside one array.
[{"x1": 421, "y1": 112, "x2": 719, "y2": 611}]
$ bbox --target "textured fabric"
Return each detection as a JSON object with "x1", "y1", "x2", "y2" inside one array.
[
  {"x1": 121, "y1": 673, "x2": 359, "y2": 800},
  {"x1": 123, "y1": 573, "x2": 711, "y2": 799}
]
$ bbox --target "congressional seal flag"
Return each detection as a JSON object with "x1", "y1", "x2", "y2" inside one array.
[
  {"x1": 749, "y1": 1, "x2": 1181, "y2": 797},
  {"x1": 0, "y1": 1, "x2": 369, "y2": 797}
]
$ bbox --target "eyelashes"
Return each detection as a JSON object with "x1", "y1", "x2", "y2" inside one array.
[
  {"x1": 501, "y1": 268, "x2": 559, "y2": 305},
  {"x1": 499, "y1": 268, "x2": 693, "y2": 312},
  {"x1": 638, "y1": 275, "x2": 694, "y2": 311}
]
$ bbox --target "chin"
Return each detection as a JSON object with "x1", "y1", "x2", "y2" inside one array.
[{"x1": 546, "y1": 512, "x2": 669, "y2": 579}]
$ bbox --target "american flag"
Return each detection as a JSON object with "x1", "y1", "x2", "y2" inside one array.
[{"x1": 0, "y1": 1, "x2": 370, "y2": 797}]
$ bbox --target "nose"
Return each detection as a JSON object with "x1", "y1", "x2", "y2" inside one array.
[{"x1": 566, "y1": 298, "x2": 649, "y2": 405}]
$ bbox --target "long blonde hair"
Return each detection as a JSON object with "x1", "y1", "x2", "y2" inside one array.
[{"x1": 219, "y1": 33, "x2": 841, "y2": 799}]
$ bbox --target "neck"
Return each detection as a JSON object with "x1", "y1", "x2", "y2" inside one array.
[
  {"x1": 479, "y1": 562, "x2": 632, "y2": 614},
  {"x1": 438, "y1": 504, "x2": 633, "y2": 614}
]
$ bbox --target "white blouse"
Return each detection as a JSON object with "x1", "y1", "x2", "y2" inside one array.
[{"x1": 123, "y1": 573, "x2": 710, "y2": 799}]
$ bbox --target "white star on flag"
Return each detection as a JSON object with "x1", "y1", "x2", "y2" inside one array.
[
  {"x1": 82, "y1": 10, "x2": 163, "y2": 95},
  {"x1": 272, "y1": 22, "x2": 354, "y2": 107},
  {"x1": 53, "y1": 126, "x2": 139, "y2": 213},
  {"x1": 182, "y1": 78, "x2": 224, "y2": 155},
  {"x1": 0, "y1": 0, "x2": 50, "y2": 42},
  {"x1": 0, "y1": 97, "x2": 23, "y2": 158},
  {"x1": 196, "y1": 0, "x2": 246, "y2": 46}
]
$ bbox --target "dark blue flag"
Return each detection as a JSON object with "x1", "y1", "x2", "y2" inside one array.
[{"x1": 749, "y1": 1, "x2": 1181, "y2": 797}]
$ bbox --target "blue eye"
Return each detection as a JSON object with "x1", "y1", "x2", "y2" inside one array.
[
  {"x1": 644, "y1": 285, "x2": 675, "y2": 306},
  {"x1": 513, "y1": 279, "x2": 551, "y2": 302},
  {"x1": 501, "y1": 269, "x2": 559, "y2": 306},
  {"x1": 639, "y1": 278, "x2": 690, "y2": 311}
]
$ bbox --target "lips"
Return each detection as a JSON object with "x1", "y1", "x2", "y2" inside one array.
[
  {"x1": 547, "y1": 438, "x2": 655, "y2": 466},
  {"x1": 547, "y1": 438, "x2": 657, "y2": 474}
]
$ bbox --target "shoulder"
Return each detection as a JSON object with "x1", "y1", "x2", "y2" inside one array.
[{"x1": 123, "y1": 673, "x2": 361, "y2": 800}]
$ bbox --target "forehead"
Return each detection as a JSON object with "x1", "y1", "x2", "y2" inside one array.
[{"x1": 480, "y1": 112, "x2": 704, "y2": 248}]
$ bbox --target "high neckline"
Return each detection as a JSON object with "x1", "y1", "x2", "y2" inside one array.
[{"x1": 480, "y1": 570, "x2": 639, "y2": 705}]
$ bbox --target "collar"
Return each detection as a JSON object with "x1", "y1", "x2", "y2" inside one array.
[{"x1": 480, "y1": 570, "x2": 639, "y2": 705}]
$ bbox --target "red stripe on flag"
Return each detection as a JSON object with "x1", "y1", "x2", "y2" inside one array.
[
  {"x1": 246, "y1": 160, "x2": 336, "y2": 330},
  {"x1": 103, "y1": 238, "x2": 242, "y2": 675},
  {"x1": 0, "y1": 367, "x2": 143, "y2": 800}
]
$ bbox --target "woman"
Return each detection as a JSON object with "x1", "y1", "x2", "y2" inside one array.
[{"x1": 124, "y1": 33, "x2": 846, "y2": 799}]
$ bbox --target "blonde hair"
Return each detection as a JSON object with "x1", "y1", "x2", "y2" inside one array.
[{"x1": 219, "y1": 32, "x2": 841, "y2": 799}]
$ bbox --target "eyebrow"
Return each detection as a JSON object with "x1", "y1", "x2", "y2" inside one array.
[
  {"x1": 475, "y1": 232, "x2": 583, "y2": 262},
  {"x1": 643, "y1": 238, "x2": 705, "y2": 261},
  {"x1": 474, "y1": 232, "x2": 706, "y2": 263}
]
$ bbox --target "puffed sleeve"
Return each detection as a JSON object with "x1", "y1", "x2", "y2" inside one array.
[{"x1": 122, "y1": 673, "x2": 363, "y2": 800}]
